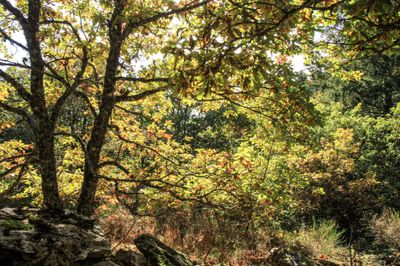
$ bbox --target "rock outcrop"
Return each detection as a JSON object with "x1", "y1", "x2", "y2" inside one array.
[
  {"x1": 0, "y1": 207, "x2": 346, "y2": 266},
  {"x1": 114, "y1": 249, "x2": 146, "y2": 266},
  {"x1": 0, "y1": 207, "x2": 117, "y2": 266},
  {"x1": 134, "y1": 234, "x2": 196, "y2": 266},
  {"x1": 0, "y1": 207, "x2": 195, "y2": 266}
]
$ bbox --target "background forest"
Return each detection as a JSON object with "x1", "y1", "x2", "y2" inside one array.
[{"x1": 1, "y1": 0, "x2": 400, "y2": 265}]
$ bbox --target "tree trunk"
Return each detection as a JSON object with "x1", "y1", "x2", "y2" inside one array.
[
  {"x1": 36, "y1": 127, "x2": 63, "y2": 211},
  {"x1": 77, "y1": 102, "x2": 115, "y2": 216},
  {"x1": 383, "y1": 86, "x2": 394, "y2": 114},
  {"x1": 76, "y1": 60, "x2": 120, "y2": 216},
  {"x1": 77, "y1": 3, "x2": 125, "y2": 216},
  {"x1": 25, "y1": 0, "x2": 62, "y2": 212}
]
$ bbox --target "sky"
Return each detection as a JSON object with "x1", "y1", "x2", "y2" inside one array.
[
  {"x1": 291, "y1": 55, "x2": 306, "y2": 72},
  {"x1": 3, "y1": 34, "x2": 307, "y2": 74},
  {"x1": 2, "y1": 13, "x2": 308, "y2": 73}
]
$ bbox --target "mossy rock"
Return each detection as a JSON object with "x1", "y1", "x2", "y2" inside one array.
[
  {"x1": 134, "y1": 234, "x2": 195, "y2": 266},
  {"x1": 0, "y1": 219, "x2": 33, "y2": 231}
]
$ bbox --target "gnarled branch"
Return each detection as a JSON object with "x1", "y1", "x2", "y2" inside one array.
[
  {"x1": 114, "y1": 86, "x2": 168, "y2": 102},
  {"x1": 0, "y1": 69, "x2": 32, "y2": 102}
]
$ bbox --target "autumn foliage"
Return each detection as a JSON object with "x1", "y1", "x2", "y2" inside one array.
[{"x1": 1, "y1": 0, "x2": 400, "y2": 264}]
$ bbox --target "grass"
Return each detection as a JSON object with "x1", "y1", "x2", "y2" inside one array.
[
  {"x1": 371, "y1": 208, "x2": 400, "y2": 250},
  {"x1": 294, "y1": 219, "x2": 346, "y2": 262}
]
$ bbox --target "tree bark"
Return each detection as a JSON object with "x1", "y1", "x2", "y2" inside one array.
[
  {"x1": 26, "y1": 0, "x2": 62, "y2": 211},
  {"x1": 383, "y1": 86, "x2": 394, "y2": 114},
  {"x1": 35, "y1": 127, "x2": 62, "y2": 211},
  {"x1": 77, "y1": 1, "x2": 125, "y2": 216},
  {"x1": 76, "y1": 100, "x2": 116, "y2": 216}
]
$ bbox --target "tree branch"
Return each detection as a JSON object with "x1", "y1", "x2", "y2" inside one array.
[
  {"x1": 0, "y1": 59, "x2": 70, "y2": 85},
  {"x1": 0, "y1": 160, "x2": 29, "y2": 198},
  {"x1": 0, "y1": 163, "x2": 24, "y2": 179},
  {"x1": 115, "y1": 105, "x2": 149, "y2": 121},
  {"x1": 54, "y1": 131, "x2": 97, "y2": 179},
  {"x1": 0, "y1": 101, "x2": 30, "y2": 120},
  {"x1": 73, "y1": 90, "x2": 97, "y2": 117},
  {"x1": 0, "y1": 0, "x2": 27, "y2": 26},
  {"x1": 124, "y1": 0, "x2": 213, "y2": 37},
  {"x1": 100, "y1": 173, "x2": 183, "y2": 188},
  {"x1": 54, "y1": 131, "x2": 87, "y2": 155},
  {"x1": 0, "y1": 27, "x2": 28, "y2": 50},
  {"x1": 98, "y1": 160, "x2": 130, "y2": 175},
  {"x1": 0, "y1": 153, "x2": 30, "y2": 164},
  {"x1": 114, "y1": 86, "x2": 168, "y2": 102},
  {"x1": 116, "y1": 77, "x2": 170, "y2": 83},
  {"x1": 112, "y1": 128, "x2": 180, "y2": 167},
  {"x1": 0, "y1": 69, "x2": 32, "y2": 102},
  {"x1": 50, "y1": 46, "x2": 89, "y2": 125},
  {"x1": 42, "y1": 19, "x2": 83, "y2": 42}
]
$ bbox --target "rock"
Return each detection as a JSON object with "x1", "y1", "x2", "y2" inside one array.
[
  {"x1": 91, "y1": 260, "x2": 120, "y2": 266},
  {"x1": 318, "y1": 259, "x2": 340, "y2": 266},
  {"x1": 63, "y1": 209, "x2": 95, "y2": 229},
  {"x1": 134, "y1": 234, "x2": 195, "y2": 266},
  {"x1": 0, "y1": 207, "x2": 23, "y2": 220},
  {"x1": 269, "y1": 247, "x2": 313, "y2": 266},
  {"x1": 114, "y1": 249, "x2": 146, "y2": 266},
  {"x1": 270, "y1": 247, "x2": 297, "y2": 266},
  {"x1": 0, "y1": 207, "x2": 115, "y2": 266}
]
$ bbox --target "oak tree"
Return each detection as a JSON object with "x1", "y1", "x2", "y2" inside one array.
[{"x1": 1, "y1": 0, "x2": 398, "y2": 216}]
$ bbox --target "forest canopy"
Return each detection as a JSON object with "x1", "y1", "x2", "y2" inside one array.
[{"x1": 1, "y1": 0, "x2": 400, "y2": 264}]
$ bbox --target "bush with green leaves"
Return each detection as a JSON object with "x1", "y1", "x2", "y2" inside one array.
[{"x1": 295, "y1": 99, "x2": 400, "y2": 240}]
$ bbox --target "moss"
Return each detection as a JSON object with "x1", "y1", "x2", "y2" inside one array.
[{"x1": 0, "y1": 219, "x2": 33, "y2": 231}]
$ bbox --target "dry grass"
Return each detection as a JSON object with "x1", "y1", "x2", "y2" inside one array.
[
  {"x1": 371, "y1": 208, "x2": 400, "y2": 250},
  {"x1": 294, "y1": 220, "x2": 347, "y2": 262},
  {"x1": 98, "y1": 207, "x2": 276, "y2": 265},
  {"x1": 98, "y1": 208, "x2": 156, "y2": 250}
]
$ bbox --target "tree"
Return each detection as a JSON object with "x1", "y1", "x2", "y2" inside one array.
[
  {"x1": 308, "y1": 54, "x2": 400, "y2": 117},
  {"x1": 336, "y1": 54, "x2": 400, "y2": 116},
  {"x1": 310, "y1": 0, "x2": 400, "y2": 58},
  {"x1": 1, "y1": 0, "x2": 398, "y2": 217}
]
